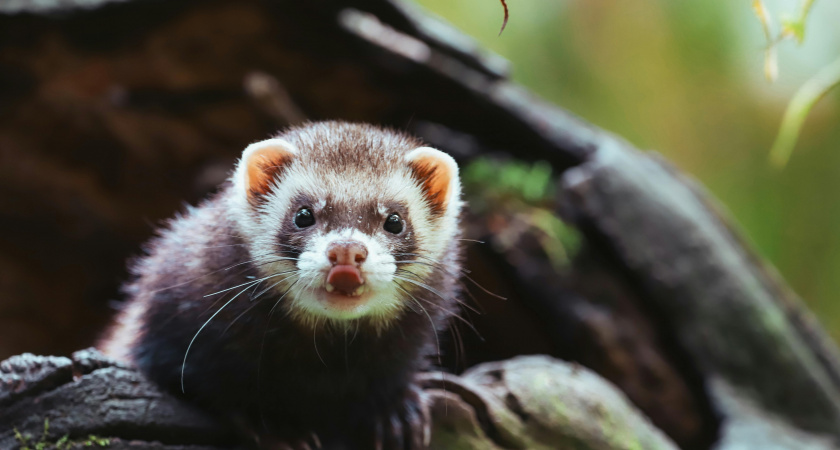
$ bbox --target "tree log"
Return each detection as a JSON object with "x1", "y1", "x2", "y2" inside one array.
[
  {"x1": 1, "y1": 350, "x2": 677, "y2": 450},
  {"x1": 1, "y1": 0, "x2": 839, "y2": 448}
]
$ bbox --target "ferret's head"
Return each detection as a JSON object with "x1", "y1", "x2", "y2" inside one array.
[{"x1": 231, "y1": 122, "x2": 462, "y2": 329}]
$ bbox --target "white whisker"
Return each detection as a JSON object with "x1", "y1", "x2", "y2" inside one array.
[
  {"x1": 182, "y1": 280, "x2": 258, "y2": 393},
  {"x1": 395, "y1": 281, "x2": 440, "y2": 365}
]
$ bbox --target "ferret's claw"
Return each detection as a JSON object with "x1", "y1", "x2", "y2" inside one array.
[
  {"x1": 254, "y1": 431, "x2": 320, "y2": 450},
  {"x1": 403, "y1": 398, "x2": 423, "y2": 449},
  {"x1": 374, "y1": 419, "x2": 385, "y2": 450},
  {"x1": 371, "y1": 385, "x2": 431, "y2": 449},
  {"x1": 404, "y1": 385, "x2": 431, "y2": 449},
  {"x1": 390, "y1": 414, "x2": 405, "y2": 449},
  {"x1": 310, "y1": 432, "x2": 322, "y2": 449},
  {"x1": 374, "y1": 413, "x2": 405, "y2": 450}
]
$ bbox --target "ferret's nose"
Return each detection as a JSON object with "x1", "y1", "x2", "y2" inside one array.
[
  {"x1": 326, "y1": 241, "x2": 367, "y2": 296},
  {"x1": 327, "y1": 241, "x2": 368, "y2": 266}
]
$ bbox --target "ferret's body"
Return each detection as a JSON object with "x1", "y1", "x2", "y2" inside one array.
[{"x1": 100, "y1": 122, "x2": 463, "y2": 449}]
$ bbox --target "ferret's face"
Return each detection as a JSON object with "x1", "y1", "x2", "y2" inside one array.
[
  {"x1": 231, "y1": 124, "x2": 461, "y2": 329},
  {"x1": 269, "y1": 196, "x2": 415, "y2": 323}
]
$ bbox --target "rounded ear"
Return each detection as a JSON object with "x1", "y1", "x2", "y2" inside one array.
[
  {"x1": 234, "y1": 138, "x2": 298, "y2": 205},
  {"x1": 404, "y1": 146, "x2": 460, "y2": 215}
]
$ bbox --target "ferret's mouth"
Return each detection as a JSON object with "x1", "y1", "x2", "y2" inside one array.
[
  {"x1": 326, "y1": 264, "x2": 364, "y2": 293},
  {"x1": 321, "y1": 264, "x2": 368, "y2": 311},
  {"x1": 321, "y1": 264, "x2": 367, "y2": 307},
  {"x1": 319, "y1": 284, "x2": 371, "y2": 312},
  {"x1": 324, "y1": 283, "x2": 366, "y2": 297}
]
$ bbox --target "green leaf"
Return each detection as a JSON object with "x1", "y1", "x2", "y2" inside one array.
[
  {"x1": 14, "y1": 427, "x2": 32, "y2": 449},
  {"x1": 782, "y1": 0, "x2": 815, "y2": 44},
  {"x1": 55, "y1": 435, "x2": 69, "y2": 450},
  {"x1": 770, "y1": 55, "x2": 840, "y2": 167},
  {"x1": 781, "y1": 18, "x2": 805, "y2": 43}
]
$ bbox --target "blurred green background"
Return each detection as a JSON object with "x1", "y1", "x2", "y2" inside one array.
[{"x1": 415, "y1": 0, "x2": 840, "y2": 338}]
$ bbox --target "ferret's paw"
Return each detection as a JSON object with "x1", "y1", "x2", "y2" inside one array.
[
  {"x1": 232, "y1": 414, "x2": 322, "y2": 450},
  {"x1": 374, "y1": 385, "x2": 431, "y2": 450},
  {"x1": 257, "y1": 432, "x2": 322, "y2": 450}
]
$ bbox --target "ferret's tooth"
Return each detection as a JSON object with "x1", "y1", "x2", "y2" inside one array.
[
  {"x1": 352, "y1": 285, "x2": 365, "y2": 296},
  {"x1": 326, "y1": 283, "x2": 335, "y2": 293}
]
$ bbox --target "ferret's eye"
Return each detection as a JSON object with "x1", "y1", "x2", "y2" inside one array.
[
  {"x1": 294, "y1": 208, "x2": 315, "y2": 228},
  {"x1": 384, "y1": 213, "x2": 403, "y2": 234}
]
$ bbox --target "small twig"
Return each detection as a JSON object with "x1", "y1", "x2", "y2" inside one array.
[{"x1": 498, "y1": 0, "x2": 509, "y2": 36}]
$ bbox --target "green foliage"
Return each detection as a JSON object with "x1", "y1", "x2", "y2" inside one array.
[
  {"x1": 770, "y1": 56, "x2": 840, "y2": 167},
  {"x1": 463, "y1": 158, "x2": 554, "y2": 205},
  {"x1": 781, "y1": 0, "x2": 815, "y2": 44},
  {"x1": 751, "y1": 0, "x2": 839, "y2": 167},
  {"x1": 416, "y1": 0, "x2": 840, "y2": 341},
  {"x1": 81, "y1": 436, "x2": 111, "y2": 447},
  {"x1": 462, "y1": 157, "x2": 581, "y2": 270},
  {"x1": 13, "y1": 418, "x2": 110, "y2": 450},
  {"x1": 752, "y1": 0, "x2": 816, "y2": 80}
]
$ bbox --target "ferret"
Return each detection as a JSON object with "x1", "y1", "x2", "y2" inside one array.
[{"x1": 98, "y1": 122, "x2": 463, "y2": 449}]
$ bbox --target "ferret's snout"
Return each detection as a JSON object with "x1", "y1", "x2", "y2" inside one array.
[
  {"x1": 327, "y1": 241, "x2": 368, "y2": 266},
  {"x1": 325, "y1": 241, "x2": 367, "y2": 296}
]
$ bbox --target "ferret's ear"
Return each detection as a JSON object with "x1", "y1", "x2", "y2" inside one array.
[
  {"x1": 234, "y1": 138, "x2": 298, "y2": 204},
  {"x1": 405, "y1": 147, "x2": 460, "y2": 215}
]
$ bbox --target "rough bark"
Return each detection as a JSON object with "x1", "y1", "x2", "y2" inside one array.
[
  {"x1": 1, "y1": 0, "x2": 839, "y2": 449},
  {"x1": 0, "y1": 349, "x2": 232, "y2": 449},
  {"x1": 1, "y1": 350, "x2": 676, "y2": 450}
]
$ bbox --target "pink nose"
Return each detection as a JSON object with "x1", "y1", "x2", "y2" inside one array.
[
  {"x1": 327, "y1": 241, "x2": 367, "y2": 266},
  {"x1": 326, "y1": 241, "x2": 367, "y2": 295}
]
